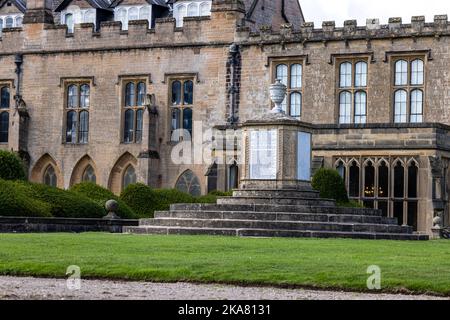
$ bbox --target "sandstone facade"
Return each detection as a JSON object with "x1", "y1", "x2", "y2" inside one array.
[{"x1": 0, "y1": 0, "x2": 448, "y2": 234}]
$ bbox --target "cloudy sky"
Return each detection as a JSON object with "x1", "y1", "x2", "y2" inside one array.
[{"x1": 300, "y1": 0, "x2": 449, "y2": 26}]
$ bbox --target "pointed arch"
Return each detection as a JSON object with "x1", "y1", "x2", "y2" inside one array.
[
  {"x1": 30, "y1": 153, "x2": 63, "y2": 188},
  {"x1": 392, "y1": 157, "x2": 406, "y2": 168},
  {"x1": 70, "y1": 155, "x2": 98, "y2": 186},
  {"x1": 108, "y1": 152, "x2": 138, "y2": 194},
  {"x1": 175, "y1": 169, "x2": 201, "y2": 196}
]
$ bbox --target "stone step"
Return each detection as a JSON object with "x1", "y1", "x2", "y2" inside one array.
[
  {"x1": 140, "y1": 218, "x2": 412, "y2": 234},
  {"x1": 152, "y1": 211, "x2": 398, "y2": 225},
  {"x1": 123, "y1": 226, "x2": 429, "y2": 241},
  {"x1": 169, "y1": 203, "x2": 383, "y2": 216},
  {"x1": 217, "y1": 196, "x2": 336, "y2": 206},
  {"x1": 232, "y1": 189, "x2": 320, "y2": 199}
]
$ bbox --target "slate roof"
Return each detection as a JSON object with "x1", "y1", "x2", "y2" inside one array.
[
  {"x1": 0, "y1": 0, "x2": 27, "y2": 13},
  {"x1": 54, "y1": 0, "x2": 113, "y2": 11},
  {"x1": 109, "y1": 0, "x2": 169, "y2": 8}
]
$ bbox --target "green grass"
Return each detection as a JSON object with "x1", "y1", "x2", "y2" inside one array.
[{"x1": 0, "y1": 233, "x2": 449, "y2": 295}]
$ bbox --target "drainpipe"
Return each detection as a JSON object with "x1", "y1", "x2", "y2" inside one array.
[{"x1": 14, "y1": 53, "x2": 23, "y2": 108}]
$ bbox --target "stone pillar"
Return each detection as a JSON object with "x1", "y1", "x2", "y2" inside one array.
[{"x1": 23, "y1": 0, "x2": 54, "y2": 24}]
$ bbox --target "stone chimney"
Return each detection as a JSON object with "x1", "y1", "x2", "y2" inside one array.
[{"x1": 23, "y1": 0, "x2": 54, "y2": 24}]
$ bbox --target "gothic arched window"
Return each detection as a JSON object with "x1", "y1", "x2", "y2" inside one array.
[
  {"x1": 408, "y1": 162, "x2": 418, "y2": 198},
  {"x1": 44, "y1": 165, "x2": 57, "y2": 187},
  {"x1": 175, "y1": 170, "x2": 201, "y2": 196},
  {"x1": 82, "y1": 165, "x2": 96, "y2": 183},
  {"x1": 364, "y1": 161, "x2": 375, "y2": 198},
  {"x1": 394, "y1": 162, "x2": 405, "y2": 198},
  {"x1": 349, "y1": 161, "x2": 360, "y2": 198},
  {"x1": 378, "y1": 161, "x2": 389, "y2": 198},
  {"x1": 122, "y1": 165, "x2": 136, "y2": 190}
]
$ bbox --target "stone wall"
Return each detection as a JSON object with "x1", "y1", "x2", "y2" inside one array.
[{"x1": 1, "y1": 3, "x2": 450, "y2": 233}]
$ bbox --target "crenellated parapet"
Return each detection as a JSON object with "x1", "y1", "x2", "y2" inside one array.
[
  {"x1": 239, "y1": 15, "x2": 450, "y2": 45},
  {"x1": 0, "y1": 14, "x2": 450, "y2": 55}
]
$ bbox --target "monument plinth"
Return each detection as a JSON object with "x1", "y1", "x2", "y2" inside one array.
[
  {"x1": 239, "y1": 79, "x2": 313, "y2": 191},
  {"x1": 239, "y1": 113, "x2": 313, "y2": 191}
]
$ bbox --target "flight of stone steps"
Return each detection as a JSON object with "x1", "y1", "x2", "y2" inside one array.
[{"x1": 123, "y1": 189, "x2": 429, "y2": 240}]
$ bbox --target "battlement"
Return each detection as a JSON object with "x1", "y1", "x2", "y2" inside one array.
[
  {"x1": 240, "y1": 15, "x2": 450, "y2": 44},
  {"x1": 0, "y1": 14, "x2": 449, "y2": 55}
]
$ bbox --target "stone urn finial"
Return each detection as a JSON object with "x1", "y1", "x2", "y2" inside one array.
[
  {"x1": 269, "y1": 79, "x2": 287, "y2": 114},
  {"x1": 104, "y1": 200, "x2": 120, "y2": 220}
]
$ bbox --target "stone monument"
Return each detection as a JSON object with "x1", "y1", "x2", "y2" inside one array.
[{"x1": 239, "y1": 79, "x2": 313, "y2": 191}]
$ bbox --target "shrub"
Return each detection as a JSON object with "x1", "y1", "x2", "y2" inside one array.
[
  {"x1": 312, "y1": 168, "x2": 349, "y2": 203},
  {"x1": 0, "y1": 150, "x2": 26, "y2": 181},
  {"x1": 18, "y1": 182, "x2": 105, "y2": 218},
  {"x1": 208, "y1": 190, "x2": 233, "y2": 197},
  {"x1": 195, "y1": 194, "x2": 219, "y2": 203},
  {"x1": 0, "y1": 179, "x2": 51, "y2": 217},
  {"x1": 70, "y1": 182, "x2": 137, "y2": 219},
  {"x1": 120, "y1": 184, "x2": 196, "y2": 218}
]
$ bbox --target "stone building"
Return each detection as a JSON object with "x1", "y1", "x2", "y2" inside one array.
[{"x1": 0, "y1": 0, "x2": 448, "y2": 235}]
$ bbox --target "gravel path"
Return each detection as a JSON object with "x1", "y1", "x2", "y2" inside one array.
[{"x1": 0, "y1": 276, "x2": 447, "y2": 300}]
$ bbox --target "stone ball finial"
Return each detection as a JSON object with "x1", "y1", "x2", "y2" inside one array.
[{"x1": 104, "y1": 199, "x2": 120, "y2": 220}]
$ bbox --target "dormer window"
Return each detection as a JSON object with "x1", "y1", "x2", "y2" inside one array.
[
  {"x1": 60, "y1": 6, "x2": 97, "y2": 33},
  {"x1": 173, "y1": 1, "x2": 212, "y2": 27},
  {"x1": 0, "y1": 14, "x2": 24, "y2": 35},
  {"x1": 114, "y1": 5, "x2": 152, "y2": 30}
]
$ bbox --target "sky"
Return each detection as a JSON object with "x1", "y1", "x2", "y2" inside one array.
[{"x1": 300, "y1": 0, "x2": 449, "y2": 27}]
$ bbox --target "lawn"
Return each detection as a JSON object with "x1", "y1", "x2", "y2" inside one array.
[{"x1": 0, "y1": 233, "x2": 449, "y2": 295}]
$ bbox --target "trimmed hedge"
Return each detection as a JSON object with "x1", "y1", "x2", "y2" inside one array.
[
  {"x1": 0, "y1": 179, "x2": 52, "y2": 217},
  {"x1": 0, "y1": 179, "x2": 104, "y2": 218},
  {"x1": 70, "y1": 182, "x2": 137, "y2": 219},
  {"x1": 19, "y1": 182, "x2": 105, "y2": 218},
  {"x1": 312, "y1": 168, "x2": 349, "y2": 203},
  {"x1": 120, "y1": 184, "x2": 193, "y2": 218},
  {"x1": 120, "y1": 184, "x2": 223, "y2": 218},
  {"x1": 0, "y1": 150, "x2": 26, "y2": 181}
]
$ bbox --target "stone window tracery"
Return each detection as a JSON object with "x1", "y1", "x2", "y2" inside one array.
[
  {"x1": 333, "y1": 157, "x2": 419, "y2": 230},
  {"x1": 337, "y1": 59, "x2": 368, "y2": 124},
  {"x1": 169, "y1": 78, "x2": 194, "y2": 141},
  {"x1": 273, "y1": 61, "x2": 303, "y2": 118},
  {"x1": 44, "y1": 165, "x2": 58, "y2": 187},
  {"x1": 393, "y1": 57, "x2": 425, "y2": 123},
  {"x1": 65, "y1": 83, "x2": 90, "y2": 144},
  {"x1": 175, "y1": 170, "x2": 201, "y2": 196},
  {"x1": 123, "y1": 80, "x2": 146, "y2": 144}
]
